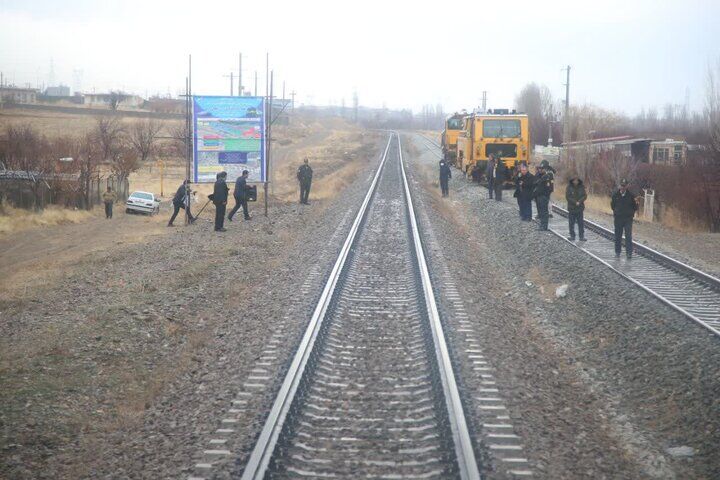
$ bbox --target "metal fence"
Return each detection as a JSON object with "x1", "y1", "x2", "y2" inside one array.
[{"x1": 0, "y1": 170, "x2": 128, "y2": 210}]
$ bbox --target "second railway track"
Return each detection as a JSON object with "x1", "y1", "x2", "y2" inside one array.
[
  {"x1": 418, "y1": 133, "x2": 720, "y2": 338},
  {"x1": 240, "y1": 133, "x2": 480, "y2": 479}
]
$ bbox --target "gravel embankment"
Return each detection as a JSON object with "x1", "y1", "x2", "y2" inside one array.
[
  {"x1": 0, "y1": 135, "x2": 385, "y2": 479},
  {"x1": 404, "y1": 133, "x2": 720, "y2": 480}
]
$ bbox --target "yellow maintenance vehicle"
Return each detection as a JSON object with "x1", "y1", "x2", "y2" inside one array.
[
  {"x1": 440, "y1": 112, "x2": 465, "y2": 167},
  {"x1": 456, "y1": 109, "x2": 530, "y2": 183}
]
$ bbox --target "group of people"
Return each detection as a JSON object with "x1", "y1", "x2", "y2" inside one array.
[
  {"x1": 165, "y1": 158, "x2": 314, "y2": 232},
  {"x1": 440, "y1": 155, "x2": 640, "y2": 259}
]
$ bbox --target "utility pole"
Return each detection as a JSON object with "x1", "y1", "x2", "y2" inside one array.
[
  {"x1": 562, "y1": 65, "x2": 571, "y2": 145},
  {"x1": 290, "y1": 91, "x2": 296, "y2": 112},
  {"x1": 238, "y1": 52, "x2": 242, "y2": 96},
  {"x1": 481, "y1": 91, "x2": 487, "y2": 113},
  {"x1": 353, "y1": 90, "x2": 358, "y2": 123},
  {"x1": 254, "y1": 71, "x2": 258, "y2": 96},
  {"x1": 282, "y1": 81, "x2": 286, "y2": 102},
  {"x1": 222, "y1": 72, "x2": 234, "y2": 95}
]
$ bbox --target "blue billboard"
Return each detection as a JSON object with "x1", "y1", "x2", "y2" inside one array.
[{"x1": 192, "y1": 96, "x2": 266, "y2": 183}]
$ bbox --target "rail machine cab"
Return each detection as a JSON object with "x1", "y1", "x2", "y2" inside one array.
[
  {"x1": 456, "y1": 109, "x2": 529, "y2": 185},
  {"x1": 440, "y1": 112, "x2": 465, "y2": 167}
]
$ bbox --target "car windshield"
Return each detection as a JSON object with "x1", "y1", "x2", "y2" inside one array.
[
  {"x1": 131, "y1": 192, "x2": 153, "y2": 200},
  {"x1": 483, "y1": 119, "x2": 521, "y2": 138}
]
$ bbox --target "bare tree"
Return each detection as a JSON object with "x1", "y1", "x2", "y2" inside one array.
[
  {"x1": 515, "y1": 83, "x2": 554, "y2": 146},
  {"x1": 700, "y1": 58, "x2": 720, "y2": 231},
  {"x1": 110, "y1": 145, "x2": 140, "y2": 185},
  {"x1": 75, "y1": 133, "x2": 102, "y2": 210},
  {"x1": 109, "y1": 91, "x2": 129, "y2": 111},
  {"x1": 2, "y1": 124, "x2": 52, "y2": 210},
  {"x1": 128, "y1": 119, "x2": 163, "y2": 163},
  {"x1": 94, "y1": 116, "x2": 126, "y2": 161}
]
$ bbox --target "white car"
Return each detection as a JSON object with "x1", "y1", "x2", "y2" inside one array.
[{"x1": 126, "y1": 191, "x2": 160, "y2": 215}]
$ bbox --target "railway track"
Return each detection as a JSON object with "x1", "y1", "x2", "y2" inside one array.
[
  {"x1": 416, "y1": 133, "x2": 720, "y2": 337},
  {"x1": 240, "y1": 133, "x2": 480, "y2": 479},
  {"x1": 548, "y1": 206, "x2": 720, "y2": 335}
]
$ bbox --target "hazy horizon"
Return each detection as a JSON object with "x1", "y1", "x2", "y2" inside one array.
[{"x1": 1, "y1": 0, "x2": 718, "y2": 116}]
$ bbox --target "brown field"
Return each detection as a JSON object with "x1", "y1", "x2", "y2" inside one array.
[{"x1": 0, "y1": 107, "x2": 184, "y2": 138}]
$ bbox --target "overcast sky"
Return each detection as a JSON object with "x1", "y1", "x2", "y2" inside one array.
[{"x1": 1, "y1": 0, "x2": 718, "y2": 115}]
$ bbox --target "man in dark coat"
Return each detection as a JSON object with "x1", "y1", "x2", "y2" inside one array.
[
  {"x1": 513, "y1": 162, "x2": 534, "y2": 221},
  {"x1": 533, "y1": 160, "x2": 554, "y2": 231},
  {"x1": 212, "y1": 171, "x2": 229, "y2": 232},
  {"x1": 611, "y1": 178, "x2": 638, "y2": 258},
  {"x1": 566, "y1": 177, "x2": 587, "y2": 241},
  {"x1": 485, "y1": 155, "x2": 496, "y2": 199},
  {"x1": 439, "y1": 160, "x2": 452, "y2": 197},
  {"x1": 168, "y1": 179, "x2": 194, "y2": 226},
  {"x1": 297, "y1": 158, "x2": 313, "y2": 205},
  {"x1": 470, "y1": 163, "x2": 481, "y2": 183},
  {"x1": 493, "y1": 157, "x2": 508, "y2": 201},
  {"x1": 228, "y1": 170, "x2": 251, "y2": 221}
]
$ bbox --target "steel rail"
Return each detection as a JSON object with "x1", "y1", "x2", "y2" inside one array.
[
  {"x1": 239, "y1": 134, "x2": 393, "y2": 480},
  {"x1": 398, "y1": 133, "x2": 482, "y2": 480},
  {"x1": 551, "y1": 205, "x2": 720, "y2": 338},
  {"x1": 417, "y1": 133, "x2": 720, "y2": 338}
]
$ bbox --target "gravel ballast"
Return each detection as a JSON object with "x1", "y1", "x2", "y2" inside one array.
[{"x1": 404, "y1": 133, "x2": 720, "y2": 479}]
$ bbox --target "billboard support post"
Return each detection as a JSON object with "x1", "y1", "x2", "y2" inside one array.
[
  {"x1": 264, "y1": 54, "x2": 270, "y2": 217},
  {"x1": 185, "y1": 53, "x2": 192, "y2": 225}
]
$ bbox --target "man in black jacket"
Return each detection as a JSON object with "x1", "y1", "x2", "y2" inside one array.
[
  {"x1": 533, "y1": 160, "x2": 554, "y2": 231},
  {"x1": 611, "y1": 178, "x2": 638, "y2": 258},
  {"x1": 493, "y1": 156, "x2": 508, "y2": 201},
  {"x1": 439, "y1": 160, "x2": 452, "y2": 197},
  {"x1": 213, "y1": 171, "x2": 229, "y2": 232},
  {"x1": 514, "y1": 162, "x2": 534, "y2": 221},
  {"x1": 565, "y1": 177, "x2": 587, "y2": 241},
  {"x1": 485, "y1": 155, "x2": 495, "y2": 199},
  {"x1": 297, "y1": 158, "x2": 313, "y2": 205},
  {"x1": 228, "y1": 170, "x2": 251, "y2": 221},
  {"x1": 168, "y1": 180, "x2": 194, "y2": 226}
]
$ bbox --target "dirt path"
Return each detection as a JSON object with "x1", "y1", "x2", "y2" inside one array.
[{"x1": 0, "y1": 209, "x2": 169, "y2": 300}]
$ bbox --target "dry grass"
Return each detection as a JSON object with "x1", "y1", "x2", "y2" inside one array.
[
  {"x1": 559, "y1": 192, "x2": 706, "y2": 233},
  {"x1": 0, "y1": 108, "x2": 182, "y2": 138},
  {"x1": 0, "y1": 205, "x2": 94, "y2": 236}
]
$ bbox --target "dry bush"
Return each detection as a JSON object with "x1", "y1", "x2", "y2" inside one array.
[{"x1": 128, "y1": 119, "x2": 163, "y2": 163}]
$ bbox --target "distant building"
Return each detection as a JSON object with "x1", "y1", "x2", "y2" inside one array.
[
  {"x1": 561, "y1": 136, "x2": 653, "y2": 163},
  {"x1": 533, "y1": 145, "x2": 560, "y2": 164},
  {"x1": 562, "y1": 136, "x2": 688, "y2": 165},
  {"x1": 0, "y1": 86, "x2": 39, "y2": 105},
  {"x1": 83, "y1": 92, "x2": 145, "y2": 108},
  {"x1": 648, "y1": 139, "x2": 687, "y2": 166},
  {"x1": 45, "y1": 85, "x2": 71, "y2": 97}
]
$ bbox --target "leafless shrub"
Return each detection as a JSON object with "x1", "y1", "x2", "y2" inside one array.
[
  {"x1": 93, "y1": 116, "x2": 126, "y2": 161},
  {"x1": 515, "y1": 83, "x2": 555, "y2": 145},
  {"x1": 128, "y1": 119, "x2": 163, "y2": 163}
]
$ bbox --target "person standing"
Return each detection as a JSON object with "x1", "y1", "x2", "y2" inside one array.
[
  {"x1": 565, "y1": 176, "x2": 587, "y2": 241},
  {"x1": 228, "y1": 170, "x2": 252, "y2": 221},
  {"x1": 485, "y1": 154, "x2": 496, "y2": 199},
  {"x1": 212, "y1": 171, "x2": 229, "y2": 232},
  {"x1": 611, "y1": 178, "x2": 638, "y2": 259},
  {"x1": 102, "y1": 186, "x2": 116, "y2": 219},
  {"x1": 493, "y1": 156, "x2": 508, "y2": 201},
  {"x1": 533, "y1": 160, "x2": 554, "y2": 231},
  {"x1": 297, "y1": 158, "x2": 313, "y2": 205},
  {"x1": 513, "y1": 162, "x2": 534, "y2": 221},
  {"x1": 439, "y1": 159, "x2": 452, "y2": 197},
  {"x1": 168, "y1": 180, "x2": 194, "y2": 226}
]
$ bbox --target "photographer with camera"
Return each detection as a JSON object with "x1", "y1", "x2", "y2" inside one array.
[{"x1": 167, "y1": 179, "x2": 195, "y2": 227}]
